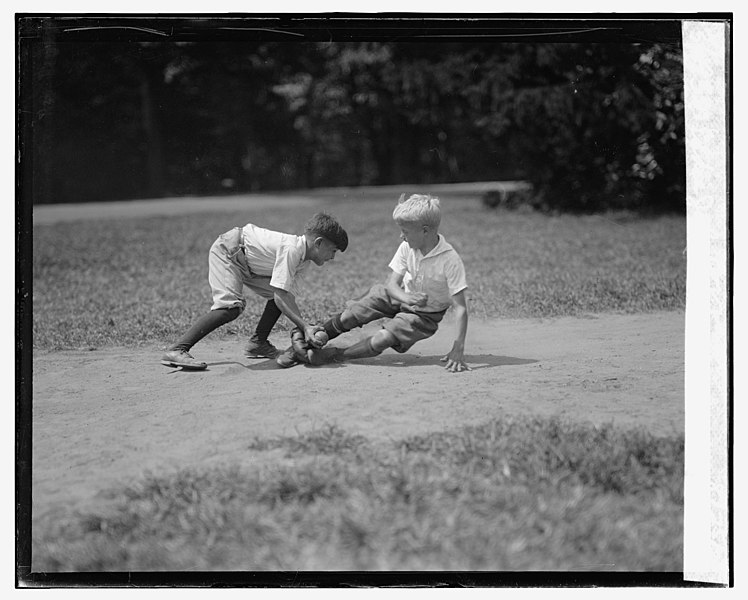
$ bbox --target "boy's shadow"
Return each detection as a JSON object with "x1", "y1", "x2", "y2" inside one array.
[
  {"x1": 200, "y1": 355, "x2": 538, "y2": 372},
  {"x1": 206, "y1": 359, "x2": 345, "y2": 371},
  {"x1": 353, "y1": 353, "x2": 538, "y2": 370},
  {"x1": 200, "y1": 359, "x2": 282, "y2": 371}
]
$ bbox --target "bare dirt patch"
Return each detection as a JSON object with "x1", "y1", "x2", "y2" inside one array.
[{"x1": 31, "y1": 311, "x2": 684, "y2": 532}]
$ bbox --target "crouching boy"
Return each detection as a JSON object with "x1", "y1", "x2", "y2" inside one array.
[
  {"x1": 277, "y1": 194, "x2": 471, "y2": 373},
  {"x1": 161, "y1": 213, "x2": 348, "y2": 370}
]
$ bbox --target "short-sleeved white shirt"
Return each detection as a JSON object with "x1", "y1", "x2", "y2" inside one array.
[
  {"x1": 388, "y1": 234, "x2": 468, "y2": 313},
  {"x1": 241, "y1": 223, "x2": 309, "y2": 295}
]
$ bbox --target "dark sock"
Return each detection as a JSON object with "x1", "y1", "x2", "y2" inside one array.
[
  {"x1": 171, "y1": 307, "x2": 241, "y2": 352},
  {"x1": 252, "y1": 299, "x2": 282, "y2": 342},
  {"x1": 323, "y1": 313, "x2": 350, "y2": 340}
]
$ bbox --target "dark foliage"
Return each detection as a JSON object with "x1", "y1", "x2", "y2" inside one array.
[{"x1": 20, "y1": 20, "x2": 685, "y2": 212}]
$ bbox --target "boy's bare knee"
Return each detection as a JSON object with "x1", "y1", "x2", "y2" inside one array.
[{"x1": 370, "y1": 329, "x2": 397, "y2": 352}]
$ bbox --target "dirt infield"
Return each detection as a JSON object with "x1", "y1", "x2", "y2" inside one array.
[{"x1": 31, "y1": 311, "x2": 684, "y2": 531}]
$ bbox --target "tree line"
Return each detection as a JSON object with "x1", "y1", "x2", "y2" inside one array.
[{"x1": 21, "y1": 19, "x2": 685, "y2": 212}]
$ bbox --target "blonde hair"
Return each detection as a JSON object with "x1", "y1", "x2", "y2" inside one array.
[{"x1": 392, "y1": 194, "x2": 441, "y2": 229}]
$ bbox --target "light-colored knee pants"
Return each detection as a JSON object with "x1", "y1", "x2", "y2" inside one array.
[{"x1": 208, "y1": 227, "x2": 276, "y2": 311}]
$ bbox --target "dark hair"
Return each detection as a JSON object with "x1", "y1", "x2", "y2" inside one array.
[{"x1": 304, "y1": 213, "x2": 348, "y2": 252}]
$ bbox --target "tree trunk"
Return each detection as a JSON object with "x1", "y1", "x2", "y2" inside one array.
[{"x1": 139, "y1": 70, "x2": 165, "y2": 197}]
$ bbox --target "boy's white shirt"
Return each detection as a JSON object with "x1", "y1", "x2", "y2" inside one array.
[
  {"x1": 388, "y1": 234, "x2": 468, "y2": 313},
  {"x1": 240, "y1": 223, "x2": 310, "y2": 295}
]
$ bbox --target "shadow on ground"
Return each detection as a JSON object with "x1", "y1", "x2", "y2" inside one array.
[
  {"x1": 206, "y1": 359, "x2": 281, "y2": 371},
  {"x1": 325, "y1": 353, "x2": 539, "y2": 370},
  {"x1": 170, "y1": 352, "x2": 539, "y2": 373}
]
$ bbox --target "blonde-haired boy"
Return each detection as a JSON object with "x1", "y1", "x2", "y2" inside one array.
[{"x1": 277, "y1": 194, "x2": 471, "y2": 373}]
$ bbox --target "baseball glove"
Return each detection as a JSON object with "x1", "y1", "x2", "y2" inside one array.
[{"x1": 289, "y1": 327, "x2": 312, "y2": 363}]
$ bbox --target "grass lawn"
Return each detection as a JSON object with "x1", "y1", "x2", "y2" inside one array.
[
  {"x1": 33, "y1": 418, "x2": 683, "y2": 571},
  {"x1": 30, "y1": 193, "x2": 686, "y2": 573},
  {"x1": 32, "y1": 196, "x2": 686, "y2": 350}
]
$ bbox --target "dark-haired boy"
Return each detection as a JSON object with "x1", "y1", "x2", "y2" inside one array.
[{"x1": 161, "y1": 213, "x2": 348, "y2": 370}]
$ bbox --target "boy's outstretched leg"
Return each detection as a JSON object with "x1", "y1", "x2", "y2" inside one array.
[
  {"x1": 161, "y1": 306, "x2": 242, "y2": 369},
  {"x1": 321, "y1": 312, "x2": 351, "y2": 341},
  {"x1": 277, "y1": 309, "x2": 358, "y2": 369},
  {"x1": 307, "y1": 329, "x2": 397, "y2": 366},
  {"x1": 245, "y1": 299, "x2": 282, "y2": 358}
]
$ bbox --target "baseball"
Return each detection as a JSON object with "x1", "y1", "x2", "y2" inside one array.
[{"x1": 313, "y1": 331, "x2": 329, "y2": 346}]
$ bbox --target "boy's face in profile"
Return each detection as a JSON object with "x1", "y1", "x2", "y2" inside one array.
[
  {"x1": 397, "y1": 221, "x2": 429, "y2": 251},
  {"x1": 310, "y1": 237, "x2": 339, "y2": 266}
]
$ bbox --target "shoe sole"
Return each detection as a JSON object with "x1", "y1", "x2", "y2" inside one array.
[
  {"x1": 307, "y1": 349, "x2": 341, "y2": 366},
  {"x1": 307, "y1": 349, "x2": 329, "y2": 366},
  {"x1": 160, "y1": 360, "x2": 207, "y2": 371},
  {"x1": 276, "y1": 359, "x2": 301, "y2": 368},
  {"x1": 245, "y1": 352, "x2": 278, "y2": 359},
  {"x1": 276, "y1": 353, "x2": 303, "y2": 368}
]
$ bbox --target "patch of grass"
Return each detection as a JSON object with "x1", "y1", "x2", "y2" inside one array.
[
  {"x1": 33, "y1": 417, "x2": 683, "y2": 572},
  {"x1": 32, "y1": 197, "x2": 686, "y2": 349},
  {"x1": 247, "y1": 424, "x2": 370, "y2": 455}
]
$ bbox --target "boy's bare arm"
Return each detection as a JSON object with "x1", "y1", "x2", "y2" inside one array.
[
  {"x1": 272, "y1": 288, "x2": 325, "y2": 347},
  {"x1": 441, "y1": 290, "x2": 471, "y2": 373}
]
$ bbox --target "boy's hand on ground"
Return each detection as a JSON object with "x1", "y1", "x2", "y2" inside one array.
[{"x1": 440, "y1": 341, "x2": 472, "y2": 373}]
